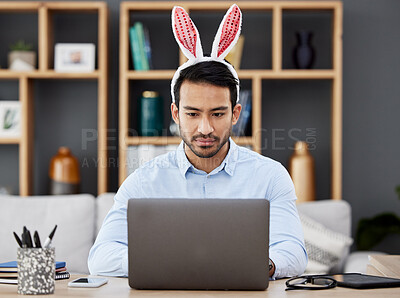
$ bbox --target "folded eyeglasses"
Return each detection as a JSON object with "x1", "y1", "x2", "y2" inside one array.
[{"x1": 285, "y1": 275, "x2": 337, "y2": 291}]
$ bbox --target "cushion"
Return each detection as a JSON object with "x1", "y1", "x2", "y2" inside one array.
[
  {"x1": 300, "y1": 213, "x2": 353, "y2": 274},
  {"x1": 297, "y1": 199, "x2": 352, "y2": 273},
  {"x1": 0, "y1": 194, "x2": 95, "y2": 274},
  {"x1": 95, "y1": 192, "x2": 115, "y2": 235}
]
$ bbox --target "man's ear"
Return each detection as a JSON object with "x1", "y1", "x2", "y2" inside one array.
[
  {"x1": 171, "y1": 103, "x2": 180, "y2": 124},
  {"x1": 232, "y1": 103, "x2": 242, "y2": 125}
]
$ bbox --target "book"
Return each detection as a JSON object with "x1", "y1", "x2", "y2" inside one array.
[
  {"x1": 134, "y1": 22, "x2": 150, "y2": 71},
  {"x1": 0, "y1": 272, "x2": 17, "y2": 277},
  {"x1": 0, "y1": 271, "x2": 70, "y2": 285},
  {"x1": 143, "y1": 25, "x2": 153, "y2": 69},
  {"x1": 368, "y1": 255, "x2": 400, "y2": 279},
  {"x1": 0, "y1": 261, "x2": 66, "y2": 273},
  {"x1": 129, "y1": 25, "x2": 143, "y2": 70},
  {"x1": 0, "y1": 278, "x2": 17, "y2": 284},
  {"x1": 232, "y1": 90, "x2": 252, "y2": 137},
  {"x1": 55, "y1": 271, "x2": 70, "y2": 280}
]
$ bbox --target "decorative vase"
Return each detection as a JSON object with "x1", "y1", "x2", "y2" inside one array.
[
  {"x1": 288, "y1": 141, "x2": 316, "y2": 203},
  {"x1": 293, "y1": 30, "x2": 315, "y2": 69},
  {"x1": 49, "y1": 147, "x2": 80, "y2": 195},
  {"x1": 8, "y1": 51, "x2": 36, "y2": 71},
  {"x1": 139, "y1": 91, "x2": 163, "y2": 136}
]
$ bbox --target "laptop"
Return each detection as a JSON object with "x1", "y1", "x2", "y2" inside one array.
[{"x1": 127, "y1": 198, "x2": 269, "y2": 290}]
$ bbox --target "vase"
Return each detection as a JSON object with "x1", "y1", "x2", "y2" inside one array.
[
  {"x1": 288, "y1": 141, "x2": 316, "y2": 203},
  {"x1": 8, "y1": 51, "x2": 36, "y2": 71},
  {"x1": 49, "y1": 147, "x2": 80, "y2": 195},
  {"x1": 293, "y1": 30, "x2": 315, "y2": 69},
  {"x1": 139, "y1": 91, "x2": 163, "y2": 136}
]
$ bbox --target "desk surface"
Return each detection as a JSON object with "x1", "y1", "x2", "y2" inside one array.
[{"x1": 0, "y1": 275, "x2": 399, "y2": 297}]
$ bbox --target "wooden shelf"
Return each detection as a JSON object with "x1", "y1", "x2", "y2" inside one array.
[
  {"x1": 118, "y1": 1, "x2": 343, "y2": 200},
  {"x1": 124, "y1": 69, "x2": 336, "y2": 80},
  {"x1": 0, "y1": 138, "x2": 21, "y2": 145},
  {"x1": 0, "y1": 70, "x2": 100, "y2": 79},
  {"x1": 0, "y1": 2, "x2": 109, "y2": 196},
  {"x1": 124, "y1": 136, "x2": 254, "y2": 147}
]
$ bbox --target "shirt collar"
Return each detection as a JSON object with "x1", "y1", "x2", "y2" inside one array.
[{"x1": 175, "y1": 137, "x2": 239, "y2": 179}]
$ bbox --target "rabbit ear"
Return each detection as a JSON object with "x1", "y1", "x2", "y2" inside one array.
[
  {"x1": 172, "y1": 6, "x2": 203, "y2": 60},
  {"x1": 211, "y1": 4, "x2": 242, "y2": 60}
]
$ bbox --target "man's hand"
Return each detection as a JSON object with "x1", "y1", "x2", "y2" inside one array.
[{"x1": 269, "y1": 259, "x2": 275, "y2": 277}]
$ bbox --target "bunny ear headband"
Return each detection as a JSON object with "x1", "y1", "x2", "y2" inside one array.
[{"x1": 171, "y1": 4, "x2": 242, "y2": 103}]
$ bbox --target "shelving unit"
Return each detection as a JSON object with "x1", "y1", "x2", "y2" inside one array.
[
  {"x1": 119, "y1": 1, "x2": 342, "y2": 200},
  {"x1": 0, "y1": 2, "x2": 108, "y2": 195}
]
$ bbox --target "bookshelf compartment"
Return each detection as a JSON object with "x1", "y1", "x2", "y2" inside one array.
[
  {"x1": 128, "y1": 79, "x2": 173, "y2": 138},
  {"x1": 128, "y1": 11, "x2": 178, "y2": 70},
  {"x1": 33, "y1": 79, "x2": 98, "y2": 195},
  {"x1": 0, "y1": 80, "x2": 19, "y2": 100},
  {"x1": 261, "y1": 79, "x2": 331, "y2": 198},
  {"x1": 0, "y1": 12, "x2": 38, "y2": 70},
  {"x1": 48, "y1": 11, "x2": 99, "y2": 70},
  {"x1": 190, "y1": 10, "x2": 273, "y2": 70},
  {"x1": 282, "y1": 10, "x2": 333, "y2": 70},
  {"x1": 0, "y1": 144, "x2": 19, "y2": 194}
]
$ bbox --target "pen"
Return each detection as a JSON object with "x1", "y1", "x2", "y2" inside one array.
[
  {"x1": 13, "y1": 232, "x2": 22, "y2": 248},
  {"x1": 43, "y1": 225, "x2": 57, "y2": 248},
  {"x1": 25, "y1": 229, "x2": 33, "y2": 248},
  {"x1": 22, "y1": 226, "x2": 34, "y2": 248},
  {"x1": 34, "y1": 231, "x2": 42, "y2": 248}
]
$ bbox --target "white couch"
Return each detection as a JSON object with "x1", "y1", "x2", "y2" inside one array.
[
  {"x1": 0, "y1": 193, "x2": 114, "y2": 274},
  {"x1": 0, "y1": 194, "x2": 372, "y2": 275}
]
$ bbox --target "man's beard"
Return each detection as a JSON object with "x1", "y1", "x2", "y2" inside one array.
[{"x1": 179, "y1": 125, "x2": 231, "y2": 159}]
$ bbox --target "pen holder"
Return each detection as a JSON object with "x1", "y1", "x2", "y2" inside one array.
[{"x1": 17, "y1": 247, "x2": 55, "y2": 295}]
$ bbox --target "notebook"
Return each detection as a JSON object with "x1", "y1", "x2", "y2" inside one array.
[{"x1": 127, "y1": 198, "x2": 269, "y2": 290}]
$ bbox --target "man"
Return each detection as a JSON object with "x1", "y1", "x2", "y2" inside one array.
[
  {"x1": 88, "y1": 4, "x2": 307, "y2": 279},
  {"x1": 88, "y1": 61, "x2": 307, "y2": 279}
]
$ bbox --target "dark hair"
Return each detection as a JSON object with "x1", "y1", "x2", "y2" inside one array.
[{"x1": 173, "y1": 60, "x2": 239, "y2": 111}]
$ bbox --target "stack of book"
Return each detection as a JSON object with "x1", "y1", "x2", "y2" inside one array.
[
  {"x1": 0, "y1": 261, "x2": 69, "y2": 284},
  {"x1": 232, "y1": 90, "x2": 252, "y2": 137},
  {"x1": 130, "y1": 22, "x2": 153, "y2": 71}
]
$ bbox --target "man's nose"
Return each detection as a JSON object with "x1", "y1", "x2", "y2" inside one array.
[{"x1": 198, "y1": 117, "x2": 214, "y2": 135}]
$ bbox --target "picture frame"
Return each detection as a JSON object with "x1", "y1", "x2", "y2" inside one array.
[
  {"x1": 54, "y1": 43, "x2": 95, "y2": 72},
  {"x1": 0, "y1": 101, "x2": 21, "y2": 138}
]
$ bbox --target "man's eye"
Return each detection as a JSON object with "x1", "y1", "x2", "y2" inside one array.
[
  {"x1": 213, "y1": 113, "x2": 224, "y2": 117},
  {"x1": 186, "y1": 113, "x2": 198, "y2": 117}
]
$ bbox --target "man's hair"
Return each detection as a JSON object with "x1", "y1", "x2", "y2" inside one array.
[{"x1": 173, "y1": 61, "x2": 239, "y2": 111}]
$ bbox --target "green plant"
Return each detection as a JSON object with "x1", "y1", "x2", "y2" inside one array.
[
  {"x1": 9, "y1": 40, "x2": 33, "y2": 52},
  {"x1": 356, "y1": 185, "x2": 400, "y2": 250}
]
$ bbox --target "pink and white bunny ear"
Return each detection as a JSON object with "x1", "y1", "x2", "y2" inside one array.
[
  {"x1": 172, "y1": 6, "x2": 203, "y2": 60},
  {"x1": 211, "y1": 4, "x2": 242, "y2": 60}
]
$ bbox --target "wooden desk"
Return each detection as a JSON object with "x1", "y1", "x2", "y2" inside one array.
[{"x1": 1, "y1": 275, "x2": 399, "y2": 297}]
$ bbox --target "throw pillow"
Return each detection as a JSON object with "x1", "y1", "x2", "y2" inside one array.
[{"x1": 300, "y1": 213, "x2": 353, "y2": 274}]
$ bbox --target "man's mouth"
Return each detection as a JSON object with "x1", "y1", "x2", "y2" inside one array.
[{"x1": 195, "y1": 138, "x2": 216, "y2": 146}]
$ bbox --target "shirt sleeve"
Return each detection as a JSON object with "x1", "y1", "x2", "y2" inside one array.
[
  {"x1": 88, "y1": 170, "x2": 142, "y2": 277},
  {"x1": 267, "y1": 163, "x2": 308, "y2": 279}
]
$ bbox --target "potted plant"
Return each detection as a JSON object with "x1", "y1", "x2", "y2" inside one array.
[
  {"x1": 8, "y1": 40, "x2": 36, "y2": 71},
  {"x1": 356, "y1": 185, "x2": 400, "y2": 250}
]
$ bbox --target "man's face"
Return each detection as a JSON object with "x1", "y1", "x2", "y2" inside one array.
[{"x1": 171, "y1": 81, "x2": 241, "y2": 159}]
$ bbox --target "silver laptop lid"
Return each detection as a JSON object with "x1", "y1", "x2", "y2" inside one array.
[{"x1": 128, "y1": 199, "x2": 269, "y2": 290}]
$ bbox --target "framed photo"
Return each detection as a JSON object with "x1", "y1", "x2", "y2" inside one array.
[
  {"x1": 54, "y1": 43, "x2": 95, "y2": 72},
  {"x1": 0, "y1": 101, "x2": 21, "y2": 138}
]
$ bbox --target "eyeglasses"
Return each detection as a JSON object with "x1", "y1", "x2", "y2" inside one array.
[{"x1": 285, "y1": 275, "x2": 337, "y2": 291}]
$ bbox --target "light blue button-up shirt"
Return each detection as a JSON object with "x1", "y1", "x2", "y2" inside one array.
[{"x1": 88, "y1": 138, "x2": 307, "y2": 279}]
